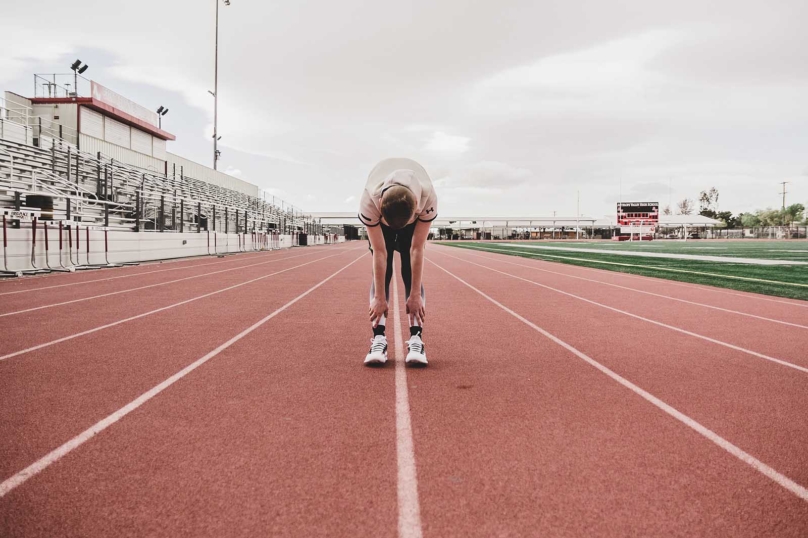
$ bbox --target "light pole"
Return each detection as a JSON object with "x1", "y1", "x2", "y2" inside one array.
[
  {"x1": 156, "y1": 106, "x2": 169, "y2": 129},
  {"x1": 213, "y1": 0, "x2": 231, "y2": 170}
]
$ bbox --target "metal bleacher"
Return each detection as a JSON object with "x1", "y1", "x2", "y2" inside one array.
[{"x1": 0, "y1": 129, "x2": 319, "y2": 236}]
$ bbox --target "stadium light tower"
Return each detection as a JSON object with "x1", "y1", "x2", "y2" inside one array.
[
  {"x1": 213, "y1": 0, "x2": 231, "y2": 170},
  {"x1": 69, "y1": 59, "x2": 89, "y2": 97},
  {"x1": 156, "y1": 106, "x2": 169, "y2": 129}
]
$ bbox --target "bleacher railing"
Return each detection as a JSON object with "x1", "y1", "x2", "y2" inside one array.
[{"x1": 0, "y1": 136, "x2": 326, "y2": 238}]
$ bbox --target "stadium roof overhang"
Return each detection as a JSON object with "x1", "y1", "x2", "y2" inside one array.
[
  {"x1": 30, "y1": 97, "x2": 176, "y2": 141},
  {"x1": 309, "y1": 212, "x2": 598, "y2": 227}
]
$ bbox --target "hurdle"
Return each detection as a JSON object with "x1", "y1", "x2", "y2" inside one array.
[
  {"x1": 98, "y1": 227, "x2": 138, "y2": 268},
  {"x1": 42, "y1": 220, "x2": 72, "y2": 272},
  {"x1": 70, "y1": 223, "x2": 102, "y2": 271},
  {"x1": 1, "y1": 215, "x2": 22, "y2": 277},
  {"x1": 22, "y1": 217, "x2": 51, "y2": 275},
  {"x1": 57, "y1": 221, "x2": 75, "y2": 272}
]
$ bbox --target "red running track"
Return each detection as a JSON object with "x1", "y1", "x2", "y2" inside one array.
[{"x1": 1, "y1": 242, "x2": 807, "y2": 536}]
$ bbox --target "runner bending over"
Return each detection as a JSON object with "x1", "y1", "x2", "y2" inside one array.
[{"x1": 359, "y1": 158, "x2": 438, "y2": 366}]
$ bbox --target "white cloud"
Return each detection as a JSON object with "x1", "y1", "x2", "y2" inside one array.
[
  {"x1": 224, "y1": 166, "x2": 242, "y2": 177},
  {"x1": 434, "y1": 161, "x2": 533, "y2": 194},
  {"x1": 468, "y1": 29, "x2": 683, "y2": 117},
  {"x1": 424, "y1": 131, "x2": 470, "y2": 154}
]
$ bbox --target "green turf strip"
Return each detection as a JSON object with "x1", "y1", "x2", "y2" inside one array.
[
  {"x1": 487, "y1": 240, "x2": 808, "y2": 261},
  {"x1": 440, "y1": 242, "x2": 808, "y2": 302}
]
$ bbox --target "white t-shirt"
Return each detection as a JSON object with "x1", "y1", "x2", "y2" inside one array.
[{"x1": 358, "y1": 158, "x2": 438, "y2": 227}]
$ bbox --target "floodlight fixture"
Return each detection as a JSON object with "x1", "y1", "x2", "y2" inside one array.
[
  {"x1": 69, "y1": 59, "x2": 89, "y2": 97},
  {"x1": 157, "y1": 106, "x2": 165, "y2": 114}
]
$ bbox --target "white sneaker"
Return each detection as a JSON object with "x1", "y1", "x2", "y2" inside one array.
[
  {"x1": 364, "y1": 335, "x2": 388, "y2": 365},
  {"x1": 406, "y1": 335, "x2": 428, "y2": 365}
]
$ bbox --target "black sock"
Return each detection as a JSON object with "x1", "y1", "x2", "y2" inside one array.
[
  {"x1": 410, "y1": 326, "x2": 422, "y2": 338},
  {"x1": 373, "y1": 325, "x2": 386, "y2": 337}
]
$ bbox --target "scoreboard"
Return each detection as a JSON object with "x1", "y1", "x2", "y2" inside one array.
[{"x1": 617, "y1": 202, "x2": 659, "y2": 235}]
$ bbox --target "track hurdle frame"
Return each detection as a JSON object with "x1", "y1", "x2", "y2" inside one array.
[
  {"x1": 1, "y1": 215, "x2": 23, "y2": 277},
  {"x1": 42, "y1": 220, "x2": 72, "y2": 272},
  {"x1": 96, "y1": 226, "x2": 139, "y2": 268},
  {"x1": 69, "y1": 222, "x2": 102, "y2": 271}
]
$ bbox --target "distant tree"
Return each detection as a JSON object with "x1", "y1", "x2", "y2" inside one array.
[
  {"x1": 699, "y1": 208, "x2": 717, "y2": 219},
  {"x1": 676, "y1": 198, "x2": 694, "y2": 215},
  {"x1": 662, "y1": 205, "x2": 672, "y2": 216},
  {"x1": 715, "y1": 210, "x2": 739, "y2": 228},
  {"x1": 757, "y1": 208, "x2": 782, "y2": 226},
  {"x1": 740, "y1": 212, "x2": 761, "y2": 227},
  {"x1": 783, "y1": 203, "x2": 805, "y2": 225},
  {"x1": 698, "y1": 187, "x2": 720, "y2": 213}
]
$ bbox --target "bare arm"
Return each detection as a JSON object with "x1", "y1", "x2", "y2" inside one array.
[
  {"x1": 406, "y1": 220, "x2": 431, "y2": 325},
  {"x1": 367, "y1": 224, "x2": 388, "y2": 327}
]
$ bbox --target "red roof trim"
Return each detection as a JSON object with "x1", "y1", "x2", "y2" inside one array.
[{"x1": 30, "y1": 97, "x2": 176, "y2": 141}]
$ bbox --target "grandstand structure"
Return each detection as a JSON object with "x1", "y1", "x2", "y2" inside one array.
[{"x1": 1, "y1": 77, "x2": 330, "y2": 275}]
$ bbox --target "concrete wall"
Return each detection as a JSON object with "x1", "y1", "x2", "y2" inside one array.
[
  {"x1": 79, "y1": 133, "x2": 166, "y2": 173},
  {"x1": 32, "y1": 103, "x2": 78, "y2": 132},
  {"x1": 1, "y1": 226, "x2": 326, "y2": 273}
]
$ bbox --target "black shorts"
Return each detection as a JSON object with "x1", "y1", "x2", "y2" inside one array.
[{"x1": 367, "y1": 221, "x2": 416, "y2": 254}]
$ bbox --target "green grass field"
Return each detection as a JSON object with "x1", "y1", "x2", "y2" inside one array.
[{"x1": 440, "y1": 241, "x2": 808, "y2": 301}]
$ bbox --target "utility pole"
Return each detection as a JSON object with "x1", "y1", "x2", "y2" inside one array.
[{"x1": 779, "y1": 181, "x2": 789, "y2": 225}]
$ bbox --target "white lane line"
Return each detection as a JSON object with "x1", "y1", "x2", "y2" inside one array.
[
  {"x1": 0, "y1": 249, "x2": 323, "y2": 318},
  {"x1": 463, "y1": 245, "x2": 808, "y2": 310},
  {"x1": 0, "y1": 248, "x2": 360, "y2": 362},
  {"x1": 0, "y1": 253, "x2": 365, "y2": 498},
  {"x1": 392, "y1": 273, "x2": 424, "y2": 538},
  {"x1": 432, "y1": 251, "x2": 808, "y2": 375},
  {"x1": 459, "y1": 249, "x2": 808, "y2": 330},
  {"x1": 0, "y1": 250, "x2": 273, "y2": 297},
  {"x1": 428, "y1": 258, "x2": 808, "y2": 503}
]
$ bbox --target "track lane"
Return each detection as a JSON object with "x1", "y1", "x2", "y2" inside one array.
[
  {"x1": 0, "y1": 248, "x2": 365, "y2": 480},
  {"x1": 0, "y1": 248, "x2": 324, "y2": 316},
  {"x1": 425, "y1": 248, "x2": 808, "y2": 490},
  {"x1": 435, "y1": 245, "x2": 808, "y2": 370},
  {"x1": 0, "y1": 252, "x2": 402, "y2": 537},
  {"x1": 455, "y1": 244, "x2": 808, "y2": 321},
  {"x1": 0, "y1": 247, "x2": 355, "y2": 357},
  {"x1": 399, "y1": 253, "x2": 808, "y2": 536},
  {"x1": 0, "y1": 245, "x2": 279, "y2": 295}
]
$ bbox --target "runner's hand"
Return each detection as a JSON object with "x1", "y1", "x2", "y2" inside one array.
[
  {"x1": 369, "y1": 297, "x2": 388, "y2": 327},
  {"x1": 406, "y1": 294, "x2": 425, "y2": 326}
]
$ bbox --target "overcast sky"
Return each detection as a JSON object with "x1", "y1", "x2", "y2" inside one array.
[{"x1": 2, "y1": 0, "x2": 806, "y2": 217}]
